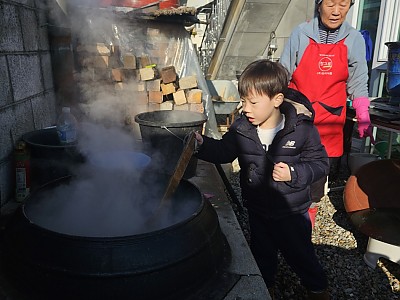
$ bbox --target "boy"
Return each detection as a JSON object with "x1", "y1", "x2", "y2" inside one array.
[{"x1": 194, "y1": 60, "x2": 330, "y2": 299}]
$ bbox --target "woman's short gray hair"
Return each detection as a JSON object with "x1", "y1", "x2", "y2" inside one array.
[{"x1": 316, "y1": 0, "x2": 355, "y2": 5}]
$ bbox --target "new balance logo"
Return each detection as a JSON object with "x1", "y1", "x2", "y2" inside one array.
[{"x1": 283, "y1": 140, "x2": 296, "y2": 149}]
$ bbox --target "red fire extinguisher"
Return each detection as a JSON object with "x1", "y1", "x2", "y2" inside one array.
[{"x1": 15, "y1": 141, "x2": 31, "y2": 202}]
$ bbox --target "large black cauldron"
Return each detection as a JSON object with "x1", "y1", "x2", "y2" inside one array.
[{"x1": 3, "y1": 176, "x2": 227, "y2": 300}]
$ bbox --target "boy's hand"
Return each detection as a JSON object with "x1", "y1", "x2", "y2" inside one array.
[
  {"x1": 194, "y1": 131, "x2": 203, "y2": 145},
  {"x1": 272, "y1": 162, "x2": 291, "y2": 182}
]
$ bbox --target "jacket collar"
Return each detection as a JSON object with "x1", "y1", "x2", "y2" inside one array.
[
  {"x1": 302, "y1": 16, "x2": 352, "y2": 42},
  {"x1": 234, "y1": 88, "x2": 314, "y2": 136}
]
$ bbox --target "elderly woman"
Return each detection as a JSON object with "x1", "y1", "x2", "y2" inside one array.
[{"x1": 280, "y1": 0, "x2": 373, "y2": 229}]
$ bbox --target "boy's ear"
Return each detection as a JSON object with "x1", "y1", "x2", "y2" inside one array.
[{"x1": 273, "y1": 93, "x2": 284, "y2": 108}]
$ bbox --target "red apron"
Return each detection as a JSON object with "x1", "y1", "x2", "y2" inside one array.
[{"x1": 289, "y1": 38, "x2": 349, "y2": 157}]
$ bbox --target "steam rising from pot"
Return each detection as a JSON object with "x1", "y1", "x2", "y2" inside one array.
[
  {"x1": 28, "y1": 2, "x2": 202, "y2": 237},
  {"x1": 24, "y1": 122, "x2": 199, "y2": 237}
]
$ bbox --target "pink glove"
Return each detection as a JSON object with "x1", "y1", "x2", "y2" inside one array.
[{"x1": 352, "y1": 97, "x2": 375, "y2": 144}]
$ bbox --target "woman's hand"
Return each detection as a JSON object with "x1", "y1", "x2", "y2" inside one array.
[
  {"x1": 272, "y1": 162, "x2": 291, "y2": 182},
  {"x1": 353, "y1": 97, "x2": 375, "y2": 144}
]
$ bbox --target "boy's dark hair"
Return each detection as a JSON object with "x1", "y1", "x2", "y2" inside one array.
[{"x1": 238, "y1": 59, "x2": 289, "y2": 99}]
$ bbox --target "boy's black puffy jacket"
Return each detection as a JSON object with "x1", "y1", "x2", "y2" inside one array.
[{"x1": 196, "y1": 88, "x2": 329, "y2": 218}]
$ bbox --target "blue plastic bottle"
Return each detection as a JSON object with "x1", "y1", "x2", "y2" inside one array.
[{"x1": 56, "y1": 107, "x2": 78, "y2": 144}]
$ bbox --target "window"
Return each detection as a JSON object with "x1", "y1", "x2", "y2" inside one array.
[{"x1": 355, "y1": 0, "x2": 400, "y2": 97}]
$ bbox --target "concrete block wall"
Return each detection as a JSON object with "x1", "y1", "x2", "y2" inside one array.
[{"x1": 0, "y1": 0, "x2": 56, "y2": 208}]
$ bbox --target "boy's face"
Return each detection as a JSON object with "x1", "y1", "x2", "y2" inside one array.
[{"x1": 241, "y1": 91, "x2": 283, "y2": 129}]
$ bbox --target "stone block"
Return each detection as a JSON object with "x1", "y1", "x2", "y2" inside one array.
[
  {"x1": 179, "y1": 76, "x2": 198, "y2": 90},
  {"x1": 161, "y1": 66, "x2": 177, "y2": 84},
  {"x1": 37, "y1": 8, "x2": 49, "y2": 51},
  {"x1": 111, "y1": 69, "x2": 124, "y2": 82},
  {"x1": 123, "y1": 54, "x2": 137, "y2": 69},
  {"x1": 161, "y1": 83, "x2": 176, "y2": 95},
  {"x1": 0, "y1": 56, "x2": 12, "y2": 106},
  {"x1": 146, "y1": 79, "x2": 161, "y2": 92},
  {"x1": 115, "y1": 82, "x2": 137, "y2": 92},
  {"x1": 136, "y1": 81, "x2": 146, "y2": 92},
  {"x1": 140, "y1": 55, "x2": 152, "y2": 68},
  {"x1": 81, "y1": 56, "x2": 109, "y2": 68},
  {"x1": 89, "y1": 68, "x2": 110, "y2": 81},
  {"x1": 173, "y1": 90, "x2": 187, "y2": 105},
  {"x1": 8, "y1": 54, "x2": 42, "y2": 101},
  {"x1": 94, "y1": 56, "x2": 108, "y2": 68},
  {"x1": 148, "y1": 103, "x2": 161, "y2": 111},
  {"x1": 190, "y1": 103, "x2": 205, "y2": 114},
  {"x1": 186, "y1": 89, "x2": 202, "y2": 103},
  {"x1": 135, "y1": 91, "x2": 149, "y2": 105},
  {"x1": 0, "y1": 4, "x2": 23, "y2": 52},
  {"x1": 41, "y1": 53, "x2": 54, "y2": 91},
  {"x1": 76, "y1": 43, "x2": 111, "y2": 55},
  {"x1": 20, "y1": 6, "x2": 39, "y2": 51},
  {"x1": 160, "y1": 101, "x2": 174, "y2": 110},
  {"x1": 139, "y1": 68, "x2": 155, "y2": 81},
  {"x1": 148, "y1": 91, "x2": 163, "y2": 104},
  {"x1": 31, "y1": 91, "x2": 57, "y2": 129},
  {"x1": 174, "y1": 103, "x2": 189, "y2": 111}
]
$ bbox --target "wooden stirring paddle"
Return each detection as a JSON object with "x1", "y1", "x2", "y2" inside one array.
[{"x1": 147, "y1": 131, "x2": 197, "y2": 226}]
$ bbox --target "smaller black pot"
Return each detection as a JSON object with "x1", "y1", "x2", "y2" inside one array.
[
  {"x1": 22, "y1": 127, "x2": 84, "y2": 189},
  {"x1": 135, "y1": 110, "x2": 207, "y2": 178}
]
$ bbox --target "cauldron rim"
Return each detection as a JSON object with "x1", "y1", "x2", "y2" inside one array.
[
  {"x1": 21, "y1": 175, "x2": 205, "y2": 239},
  {"x1": 134, "y1": 110, "x2": 207, "y2": 128},
  {"x1": 23, "y1": 127, "x2": 77, "y2": 149},
  {"x1": 4, "y1": 174, "x2": 226, "y2": 300}
]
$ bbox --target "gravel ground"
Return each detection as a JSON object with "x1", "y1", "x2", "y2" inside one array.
[{"x1": 227, "y1": 159, "x2": 400, "y2": 300}]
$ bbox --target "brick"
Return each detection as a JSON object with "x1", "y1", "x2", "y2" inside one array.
[
  {"x1": 174, "y1": 103, "x2": 189, "y2": 111},
  {"x1": 179, "y1": 76, "x2": 198, "y2": 89},
  {"x1": 114, "y1": 82, "x2": 124, "y2": 90},
  {"x1": 160, "y1": 101, "x2": 174, "y2": 110},
  {"x1": 148, "y1": 91, "x2": 163, "y2": 103},
  {"x1": 123, "y1": 69, "x2": 139, "y2": 81},
  {"x1": 135, "y1": 104, "x2": 150, "y2": 114},
  {"x1": 146, "y1": 79, "x2": 161, "y2": 92},
  {"x1": 114, "y1": 82, "x2": 140, "y2": 92},
  {"x1": 108, "y1": 55, "x2": 122, "y2": 68},
  {"x1": 173, "y1": 90, "x2": 187, "y2": 105},
  {"x1": 94, "y1": 68, "x2": 111, "y2": 81},
  {"x1": 97, "y1": 56, "x2": 109, "y2": 68},
  {"x1": 161, "y1": 66, "x2": 177, "y2": 84},
  {"x1": 139, "y1": 68, "x2": 156, "y2": 81},
  {"x1": 136, "y1": 81, "x2": 146, "y2": 92},
  {"x1": 83, "y1": 68, "x2": 110, "y2": 81},
  {"x1": 116, "y1": 81, "x2": 144, "y2": 92},
  {"x1": 161, "y1": 82, "x2": 176, "y2": 95},
  {"x1": 81, "y1": 55, "x2": 109, "y2": 68},
  {"x1": 148, "y1": 103, "x2": 161, "y2": 111},
  {"x1": 76, "y1": 43, "x2": 111, "y2": 55},
  {"x1": 111, "y1": 45, "x2": 120, "y2": 55},
  {"x1": 140, "y1": 55, "x2": 152, "y2": 68},
  {"x1": 189, "y1": 103, "x2": 205, "y2": 114},
  {"x1": 123, "y1": 54, "x2": 136, "y2": 69},
  {"x1": 186, "y1": 89, "x2": 202, "y2": 103},
  {"x1": 135, "y1": 91, "x2": 149, "y2": 105},
  {"x1": 111, "y1": 69, "x2": 124, "y2": 82}
]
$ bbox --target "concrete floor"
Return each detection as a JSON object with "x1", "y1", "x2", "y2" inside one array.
[{"x1": 190, "y1": 160, "x2": 270, "y2": 299}]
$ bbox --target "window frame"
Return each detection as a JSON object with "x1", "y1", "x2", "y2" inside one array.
[{"x1": 350, "y1": 0, "x2": 400, "y2": 97}]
